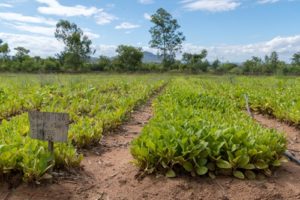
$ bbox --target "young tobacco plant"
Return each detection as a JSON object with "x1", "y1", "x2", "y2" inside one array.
[{"x1": 131, "y1": 78, "x2": 287, "y2": 179}]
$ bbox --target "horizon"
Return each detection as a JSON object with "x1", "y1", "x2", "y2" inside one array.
[{"x1": 0, "y1": 0, "x2": 299, "y2": 62}]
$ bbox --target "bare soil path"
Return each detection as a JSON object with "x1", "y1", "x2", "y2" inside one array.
[
  {"x1": 0, "y1": 103, "x2": 300, "y2": 199},
  {"x1": 254, "y1": 114, "x2": 300, "y2": 159}
]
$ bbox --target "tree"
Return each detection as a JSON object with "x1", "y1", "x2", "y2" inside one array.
[
  {"x1": 243, "y1": 56, "x2": 263, "y2": 74},
  {"x1": 91, "y1": 56, "x2": 111, "y2": 71},
  {"x1": 182, "y1": 49, "x2": 209, "y2": 72},
  {"x1": 115, "y1": 45, "x2": 143, "y2": 71},
  {"x1": 42, "y1": 57, "x2": 61, "y2": 72},
  {"x1": 14, "y1": 46, "x2": 30, "y2": 62},
  {"x1": 263, "y1": 51, "x2": 280, "y2": 74},
  {"x1": 0, "y1": 39, "x2": 10, "y2": 59},
  {"x1": 211, "y1": 59, "x2": 221, "y2": 71},
  {"x1": 270, "y1": 51, "x2": 279, "y2": 67},
  {"x1": 149, "y1": 8, "x2": 185, "y2": 69},
  {"x1": 292, "y1": 52, "x2": 300, "y2": 65},
  {"x1": 218, "y1": 63, "x2": 239, "y2": 74},
  {"x1": 12, "y1": 47, "x2": 37, "y2": 71},
  {"x1": 55, "y1": 20, "x2": 95, "y2": 70}
]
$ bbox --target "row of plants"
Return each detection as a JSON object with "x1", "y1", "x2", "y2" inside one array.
[
  {"x1": 0, "y1": 74, "x2": 140, "y2": 121},
  {"x1": 0, "y1": 83, "x2": 51, "y2": 121},
  {"x1": 131, "y1": 78, "x2": 287, "y2": 179},
  {"x1": 195, "y1": 76, "x2": 300, "y2": 127},
  {"x1": 238, "y1": 77, "x2": 300, "y2": 127},
  {"x1": 0, "y1": 75, "x2": 165, "y2": 181},
  {"x1": 0, "y1": 114, "x2": 82, "y2": 182},
  {"x1": 51, "y1": 80, "x2": 165, "y2": 147}
]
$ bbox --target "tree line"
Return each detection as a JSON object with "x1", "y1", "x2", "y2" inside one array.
[{"x1": 0, "y1": 8, "x2": 299, "y2": 75}]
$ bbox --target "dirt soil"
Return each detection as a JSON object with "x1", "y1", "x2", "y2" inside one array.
[
  {"x1": 0, "y1": 100, "x2": 300, "y2": 199},
  {"x1": 254, "y1": 114, "x2": 300, "y2": 161}
]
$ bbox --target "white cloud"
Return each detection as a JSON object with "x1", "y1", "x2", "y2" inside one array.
[
  {"x1": 14, "y1": 24, "x2": 99, "y2": 38},
  {"x1": 182, "y1": 35, "x2": 300, "y2": 62},
  {"x1": 0, "y1": 32, "x2": 63, "y2": 57},
  {"x1": 138, "y1": 0, "x2": 154, "y2": 4},
  {"x1": 257, "y1": 0, "x2": 279, "y2": 4},
  {"x1": 0, "y1": 3, "x2": 13, "y2": 7},
  {"x1": 0, "y1": 12, "x2": 56, "y2": 25},
  {"x1": 5, "y1": 0, "x2": 28, "y2": 4},
  {"x1": 36, "y1": 0, "x2": 117, "y2": 25},
  {"x1": 5, "y1": 22, "x2": 100, "y2": 39},
  {"x1": 181, "y1": 0, "x2": 240, "y2": 12},
  {"x1": 0, "y1": 30, "x2": 100, "y2": 57},
  {"x1": 37, "y1": 0, "x2": 98, "y2": 17},
  {"x1": 95, "y1": 10, "x2": 118, "y2": 25},
  {"x1": 7, "y1": 22, "x2": 55, "y2": 36},
  {"x1": 82, "y1": 28, "x2": 100, "y2": 39},
  {"x1": 144, "y1": 13, "x2": 152, "y2": 20},
  {"x1": 96, "y1": 44, "x2": 117, "y2": 57},
  {"x1": 115, "y1": 22, "x2": 140, "y2": 30}
]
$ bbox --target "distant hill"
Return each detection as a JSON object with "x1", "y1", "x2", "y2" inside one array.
[{"x1": 142, "y1": 51, "x2": 162, "y2": 63}]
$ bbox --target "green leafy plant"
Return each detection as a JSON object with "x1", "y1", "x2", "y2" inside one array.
[
  {"x1": 0, "y1": 74, "x2": 165, "y2": 182},
  {"x1": 131, "y1": 78, "x2": 287, "y2": 179}
]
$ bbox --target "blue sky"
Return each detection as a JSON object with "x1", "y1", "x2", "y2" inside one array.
[{"x1": 0, "y1": 0, "x2": 299, "y2": 62}]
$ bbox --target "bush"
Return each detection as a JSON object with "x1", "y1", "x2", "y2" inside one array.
[
  {"x1": 141, "y1": 62, "x2": 163, "y2": 72},
  {"x1": 43, "y1": 58, "x2": 61, "y2": 72},
  {"x1": 115, "y1": 45, "x2": 143, "y2": 71}
]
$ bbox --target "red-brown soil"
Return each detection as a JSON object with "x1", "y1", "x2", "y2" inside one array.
[
  {"x1": 254, "y1": 114, "x2": 300, "y2": 160},
  {"x1": 0, "y1": 101, "x2": 299, "y2": 200}
]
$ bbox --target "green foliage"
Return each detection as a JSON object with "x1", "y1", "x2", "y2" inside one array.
[
  {"x1": 220, "y1": 77, "x2": 300, "y2": 126},
  {"x1": 216, "y1": 63, "x2": 239, "y2": 74},
  {"x1": 243, "y1": 57, "x2": 263, "y2": 74},
  {"x1": 141, "y1": 62, "x2": 164, "y2": 72},
  {"x1": 0, "y1": 41, "x2": 299, "y2": 74},
  {"x1": 14, "y1": 46, "x2": 30, "y2": 62},
  {"x1": 115, "y1": 45, "x2": 144, "y2": 71},
  {"x1": 0, "y1": 40, "x2": 9, "y2": 59},
  {"x1": 241, "y1": 51, "x2": 288, "y2": 75},
  {"x1": 0, "y1": 74, "x2": 165, "y2": 181},
  {"x1": 149, "y1": 8, "x2": 185, "y2": 68},
  {"x1": 91, "y1": 56, "x2": 111, "y2": 71},
  {"x1": 182, "y1": 50, "x2": 209, "y2": 72},
  {"x1": 42, "y1": 58, "x2": 61, "y2": 72},
  {"x1": 0, "y1": 114, "x2": 82, "y2": 182},
  {"x1": 131, "y1": 78, "x2": 287, "y2": 179},
  {"x1": 292, "y1": 52, "x2": 300, "y2": 66},
  {"x1": 55, "y1": 20, "x2": 95, "y2": 70}
]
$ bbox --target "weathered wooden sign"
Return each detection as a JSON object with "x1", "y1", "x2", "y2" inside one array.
[{"x1": 28, "y1": 111, "x2": 69, "y2": 143}]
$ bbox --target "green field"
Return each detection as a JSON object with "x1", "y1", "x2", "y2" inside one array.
[{"x1": 0, "y1": 74, "x2": 299, "y2": 181}]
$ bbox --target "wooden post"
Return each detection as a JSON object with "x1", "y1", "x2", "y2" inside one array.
[
  {"x1": 48, "y1": 140, "x2": 54, "y2": 173},
  {"x1": 244, "y1": 94, "x2": 254, "y2": 118},
  {"x1": 284, "y1": 151, "x2": 300, "y2": 165},
  {"x1": 48, "y1": 140, "x2": 54, "y2": 154}
]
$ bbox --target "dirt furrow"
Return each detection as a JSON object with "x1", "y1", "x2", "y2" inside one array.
[{"x1": 254, "y1": 114, "x2": 300, "y2": 159}]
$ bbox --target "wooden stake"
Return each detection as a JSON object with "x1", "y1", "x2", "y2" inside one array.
[
  {"x1": 48, "y1": 140, "x2": 54, "y2": 154},
  {"x1": 48, "y1": 140, "x2": 54, "y2": 173},
  {"x1": 244, "y1": 94, "x2": 254, "y2": 118},
  {"x1": 284, "y1": 151, "x2": 300, "y2": 165}
]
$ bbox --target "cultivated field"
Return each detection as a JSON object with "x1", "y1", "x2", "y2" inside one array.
[{"x1": 0, "y1": 74, "x2": 299, "y2": 200}]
